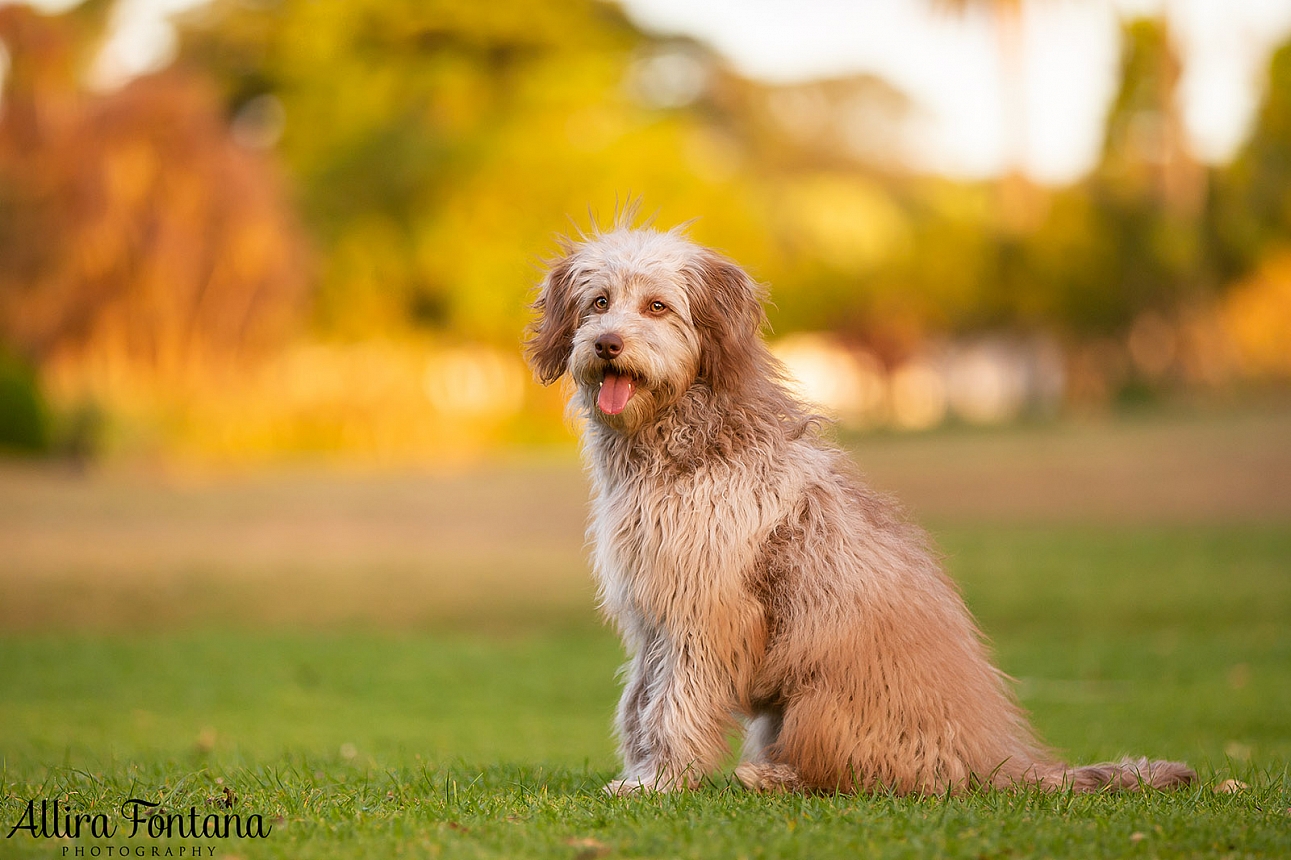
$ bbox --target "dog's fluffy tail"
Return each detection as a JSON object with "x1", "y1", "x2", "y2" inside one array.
[{"x1": 1030, "y1": 757, "x2": 1196, "y2": 792}]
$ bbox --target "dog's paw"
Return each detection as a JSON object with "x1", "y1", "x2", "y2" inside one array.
[
  {"x1": 734, "y1": 762, "x2": 802, "y2": 793},
  {"x1": 603, "y1": 777, "x2": 653, "y2": 796},
  {"x1": 603, "y1": 774, "x2": 688, "y2": 796}
]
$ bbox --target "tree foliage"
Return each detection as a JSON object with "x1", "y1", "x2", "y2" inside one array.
[
  {"x1": 2, "y1": 1, "x2": 1290, "y2": 387},
  {"x1": 0, "y1": 4, "x2": 310, "y2": 375}
]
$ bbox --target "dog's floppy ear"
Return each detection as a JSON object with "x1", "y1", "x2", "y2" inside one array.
[
  {"x1": 687, "y1": 250, "x2": 769, "y2": 395},
  {"x1": 525, "y1": 251, "x2": 582, "y2": 384}
]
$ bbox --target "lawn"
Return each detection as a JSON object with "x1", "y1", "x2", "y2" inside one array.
[{"x1": 1, "y1": 407, "x2": 1289, "y2": 858}]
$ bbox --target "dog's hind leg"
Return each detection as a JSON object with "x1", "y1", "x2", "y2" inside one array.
[
  {"x1": 734, "y1": 761, "x2": 803, "y2": 792},
  {"x1": 734, "y1": 707, "x2": 804, "y2": 792},
  {"x1": 739, "y1": 709, "x2": 783, "y2": 764}
]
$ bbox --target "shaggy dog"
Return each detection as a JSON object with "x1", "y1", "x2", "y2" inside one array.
[{"x1": 525, "y1": 220, "x2": 1196, "y2": 796}]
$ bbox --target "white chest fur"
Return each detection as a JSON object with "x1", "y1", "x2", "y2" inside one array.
[{"x1": 586, "y1": 438, "x2": 812, "y2": 631}]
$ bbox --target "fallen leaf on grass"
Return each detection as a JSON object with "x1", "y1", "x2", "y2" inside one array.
[{"x1": 1215, "y1": 779, "x2": 1248, "y2": 793}]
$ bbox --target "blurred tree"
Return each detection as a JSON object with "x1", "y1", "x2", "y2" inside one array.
[
  {"x1": 1211, "y1": 37, "x2": 1291, "y2": 278},
  {"x1": 179, "y1": 0, "x2": 760, "y2": 342},
  {"x1": 0, "y1": 3, "x2": 310, "y2": 376},
  {"x1": 175, "y1": 0, "x2": 933, "y2": 347},
  {"x1": 1017, "y1": 17, "x2": 1210, "y2": 336},
  {"x1": 1098, "y1": 18, "x2": 1202, "y2": 214}
]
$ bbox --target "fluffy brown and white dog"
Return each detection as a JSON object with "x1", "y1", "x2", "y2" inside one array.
[{"x1": 525, "y1": 220, "x2": 1195, "y2": 796}]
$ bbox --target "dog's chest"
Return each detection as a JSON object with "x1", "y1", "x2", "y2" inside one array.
[{"x1": 587, "y1": 453, "x2": 796, "y2": 619}]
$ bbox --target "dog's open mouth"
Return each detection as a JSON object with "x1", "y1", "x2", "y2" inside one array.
[{"x1": 598, "y1": 369, "x2": 637, "y2": 415}]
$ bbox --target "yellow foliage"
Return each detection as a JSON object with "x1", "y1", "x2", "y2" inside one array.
[
  {"x1": 778, "y1": 175, "x2": 910, "y2": 273},
  {"x1": 43, "y1": 336, "x2": 564, "y2": 464}
]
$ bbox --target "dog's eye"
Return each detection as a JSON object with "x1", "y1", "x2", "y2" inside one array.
[
  {"x1": 649, "y1": 300, "x2": 667, "y2": 314},
  {"x1": 592, "y1": 296, "x2": 609, "y2": 312}
]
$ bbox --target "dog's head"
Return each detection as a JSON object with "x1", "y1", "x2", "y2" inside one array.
[{"x1": 526, "y1": 227, "x2": 769, "y2": 433}]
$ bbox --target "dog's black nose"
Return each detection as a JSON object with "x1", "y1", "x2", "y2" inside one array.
[{"x1": 594, "y1": 333, "x2": 624, "y2": 360}]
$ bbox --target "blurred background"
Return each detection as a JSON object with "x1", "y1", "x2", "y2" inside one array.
[
  {"x1": 1, "y1": 0, "x2": 1289, "y2": 788},
  {"x1": 0, "y1": 0, "x2": 1290, "y2": 631},
  {"x1": 1, "y1": 0, "x2": 1289, "y2": 464}
]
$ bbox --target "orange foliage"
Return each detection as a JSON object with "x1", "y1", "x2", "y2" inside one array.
[
  {"x1": 0, "y1": 5, "x2": 310, "y2": 378},
  {"x1": 1223, "y1": 249, "x2": 1291, "y2": 377}
]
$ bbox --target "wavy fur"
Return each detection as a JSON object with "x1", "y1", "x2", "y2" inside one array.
[{"x1": 525, "y1": 223, "x2": 1196, "y2": 796}]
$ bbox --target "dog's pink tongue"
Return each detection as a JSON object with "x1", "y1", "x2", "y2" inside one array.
[{"x1": 598, "y1": 371, "x2": 635, "y2": 415}]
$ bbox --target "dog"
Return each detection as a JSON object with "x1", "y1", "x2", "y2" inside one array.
[{"x1": 525, "y1": 218, "x2": 1196, "y2": 796}]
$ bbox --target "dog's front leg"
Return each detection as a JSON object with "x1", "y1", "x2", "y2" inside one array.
[
  {"x1": 605, "y1": 628, "x2": 741, "y2": 795},
  {"x1": 612, "y1": 625, "x2": 663, "y2": 783}
]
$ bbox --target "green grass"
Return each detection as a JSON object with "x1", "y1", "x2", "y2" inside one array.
[
  {"x1": 1, "y1": 758, "x2": 1285, "y2": 859},
  {"x1": 2, "y1": 525, "x2": 1289, "y2": 858}
]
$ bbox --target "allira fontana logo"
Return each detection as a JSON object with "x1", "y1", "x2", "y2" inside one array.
[{"x1": 6, "y1": 796, "x2": 274, "y2": 847}]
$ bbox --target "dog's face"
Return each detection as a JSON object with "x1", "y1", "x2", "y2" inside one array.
[{"x1": 527, "y1": 228, "x2": 767, "y2": 434}]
